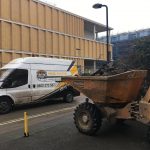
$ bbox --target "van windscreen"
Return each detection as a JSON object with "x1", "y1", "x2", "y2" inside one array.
[{"x1": 0, "y1": 69, "x2": 13, "y2": 81}]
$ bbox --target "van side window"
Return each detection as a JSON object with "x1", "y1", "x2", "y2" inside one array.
[{"x1": 3, "y1": 69, "x2": 28, "y2": 88}]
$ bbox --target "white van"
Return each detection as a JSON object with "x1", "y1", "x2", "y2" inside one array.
[{"x1": 0, "y1": 57, "x2": 80, "y2": 114}]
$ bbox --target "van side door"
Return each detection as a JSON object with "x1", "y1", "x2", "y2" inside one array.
[{"x1": 4, "y1": 68, "x2": 32, "y2": 104}]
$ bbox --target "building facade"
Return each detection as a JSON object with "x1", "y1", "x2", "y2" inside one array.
[{"x1": 0, "y1": 0, "x2": 112, "y2": 73}]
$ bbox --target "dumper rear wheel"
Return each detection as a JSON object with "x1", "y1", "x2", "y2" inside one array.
[{"x1": 74, "y1": 102, "x2": 101, "y2": 135}]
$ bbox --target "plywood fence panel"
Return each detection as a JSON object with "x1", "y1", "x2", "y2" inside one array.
[
  {"x1": 52, "y1": 9, "x2": 58, "y2": 31},
  {"x1": 21, "y1": 0, "x2": 30, "y2": 24},
  {"x1": 11, "y1": 0, "x2": 20, "y2": 22},
  {"x1": 12, "y1": 24, "x2": 21, "y2": 50},
  {"x1": 38, "y1": 3, "x2": 45, "y2": 28},
  {"x1": 1, "y1": 22, "x2": 11, "y2": 50},
  {"x1": 0, "y1": 0, "x2": 11, "y2": 19},
  {"x1": 58, "y1": 11, "x2": 64, "y2": 33},
  {"x1": 59, "y1": 34, "x2": 65, "y2": 55},
  {"x1": 30, "y1": 1, "x2": 38, "y2": 26},
  {"x1": 45, "y1": 6, "x2": 52, "y2": 30},
  {"x1": 46, "y1": 32, "x2": 53, "y2": 54},
  {"x1": 38, "y1": 30, "x2": 46, "y2": 54},
  {"x1": 30, "y1": 28, "x2": 38, "y2": 53},
  {"x1": 52, "y1": 33, "x2": 59, "y2": 55},
  {"x1": 65, "y1": 36, "x2": 70, "y2": 56},
  {"x1": 22, "y1": 26, "x2": 30, "y2": 51}
]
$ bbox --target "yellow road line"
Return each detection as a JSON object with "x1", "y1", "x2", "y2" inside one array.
[{"x1": 0, "y1": 106, "x2": 75, "y2": 126}]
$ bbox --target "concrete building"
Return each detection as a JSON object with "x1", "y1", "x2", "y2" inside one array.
[
  {"x1": 100, "y1": 28, "x2": 150, "y2": 43},
  {"x1": 0, "y1": 0, "x2": 112, "y2": 73}
]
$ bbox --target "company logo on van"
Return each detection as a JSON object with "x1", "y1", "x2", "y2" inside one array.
[{"x1": 37, "y1": 70, "x2": 47, "y2": 80}]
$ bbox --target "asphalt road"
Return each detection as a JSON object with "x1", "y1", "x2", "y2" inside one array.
[{"x1": 0, "y1": 96, "x2": 149, "y2": 150}]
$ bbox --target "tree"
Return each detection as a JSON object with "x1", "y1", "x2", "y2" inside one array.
[{"x1": 127, "y1": 36, "x2": 150, "y2": 69}]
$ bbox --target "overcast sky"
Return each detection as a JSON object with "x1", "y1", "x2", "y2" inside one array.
[{"x1": 41, "y1": 0, "x2": 150, "y2": 35}]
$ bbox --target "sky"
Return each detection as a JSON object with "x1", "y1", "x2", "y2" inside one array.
[{"x1": 41, "y1": 0, "x2": 150, "y2": 35}]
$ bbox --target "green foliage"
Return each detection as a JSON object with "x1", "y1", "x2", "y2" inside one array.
[{"x1": 127, "y1": 36, "x2": 150, "y2": 69}]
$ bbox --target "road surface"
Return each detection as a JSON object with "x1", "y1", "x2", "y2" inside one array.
[{"x1": 0, "y1": 96, "x2": 149, "y2": 150}]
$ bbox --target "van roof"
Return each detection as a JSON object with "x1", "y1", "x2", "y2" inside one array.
[{"x1": 9, "y1": 57, "x2": 73, "y2": 65}]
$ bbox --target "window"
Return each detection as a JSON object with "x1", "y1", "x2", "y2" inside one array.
[{"x1": 3, "y1": 69, "x2": 28, "y2": 88}]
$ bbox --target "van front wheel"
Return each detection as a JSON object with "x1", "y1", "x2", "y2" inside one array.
[
  {"x1": 0, "y1": 99, "x2": 12, "y2": 114},
  {"x1": 63, "y1": 92, "x2": 74, "y2": 103}
]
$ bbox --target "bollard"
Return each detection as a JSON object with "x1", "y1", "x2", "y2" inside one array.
[{"x1": 24, "y1": 112, "x2": 29, "y2": 137}]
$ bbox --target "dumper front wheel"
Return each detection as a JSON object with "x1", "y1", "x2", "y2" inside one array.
[{"x1": 74, "y1": 102, "x2": 101, "y2": 135}]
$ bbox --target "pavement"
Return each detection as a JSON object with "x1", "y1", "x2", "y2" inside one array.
[{"x1": 0, "y1": 96, "x2": 150, "y2": 150}]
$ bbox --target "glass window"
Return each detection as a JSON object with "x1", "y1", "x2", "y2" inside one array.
[
  {"x1": 3, "y1": 69, "x2": 28, "y2": 88},
  {"x1": 0, "y1": 69, "x2": 13, "y2": 81}
]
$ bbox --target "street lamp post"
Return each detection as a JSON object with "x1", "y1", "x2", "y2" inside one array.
[{"x1": 93, "y1": 3, "x2": 110, "y2": 62}]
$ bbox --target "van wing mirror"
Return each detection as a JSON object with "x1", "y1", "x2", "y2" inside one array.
[{"x1": 1, "y1": 78, "x2": 12, "y2": 88}]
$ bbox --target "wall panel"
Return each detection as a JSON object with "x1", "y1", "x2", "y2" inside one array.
[
  {"x1": 52, "y1": 33, "x2": 59, "y2": 55},
  {"x1": 70, "y1": 37, "x2": 75, "y2": 56},
  {"x1": 46, "y1": 32, "x2": 52, "y2": 54},
  {"x1": 12, "y1": 24, "x2": 21, "y2": 50},
  {"x1": 0, "y1": 22, "x2": 1, "y2": 48},
  {"x1": 89, "y1": 41, "x2": 93, "y2": 58},
  {"x1": 93, "y1": 42, "x2": 96, "y2": 59},
  {"x1": 0, "y1": 0, "x2": 11, "y2": 19},
  {"x1": 1, "y1": 22, "x2": 12, "y2": 49},
  {"x1": 80, "y1": 39, "x2": 84, "y2": 57},
  {"x1": 38, "y1": 4, "x2": 45, "y2": 28},
  {"x1": 0, "y1": 53, "x2": 2, "y2": 67},
  {"x1": 65, "y1": 36, "x2": 70, "y2": 56},
  {"x1": 96, "y1": 43, "x2": 100, "y2": 59},
  {"x1": 84, "y1": 40, "x2": 89, "y2": 58},
  {"x1": 103, "y1": 44, "x2": 107, "y2": 60},
  {"x1": 58, "y1": 11, "x2": 64, "y2": 33},
  {"x1": 38, "y1": 30, "x2": 46, "y2": 53},
  {"x1": 52, "y1": 9, "x2": 58, "y2": 31},
  {"x1": 30, "y1": 1, "x2": 38, "y2": 26},
  {"x1": 11, "y1": 0, "x2": 20, "y2": 21},
  {"x1": 69, "y1": 15, "x2": 73, "y2": 35},
  {"x1": 22, "y1": 53, "x2": 32, "y2": 58},
  {"x1": 45, "y1": 6, "x2": 52, "y2": 30},
  {"x1": 30, "y1": 28, "x2": 38, "y2": 53},
  {"x1": 13, "y1": 53, "x2": 22, "y2": 59},
  {"x1": 59, "y1": 34, "x2": 65, "y2": 55},
  {"x1": 22, "y1": 26, "x2": 30, "y2": 51},
  {"x1": 2, "y1": 52, "x2": 12, "y2": 65},
  {"x1": 21, "y1": 0, "x2": 29, "y2": 24}
]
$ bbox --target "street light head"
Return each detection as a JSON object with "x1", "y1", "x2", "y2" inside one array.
[{"x1": 93, "y1": 3, "x2": 103, "y2": 9}]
